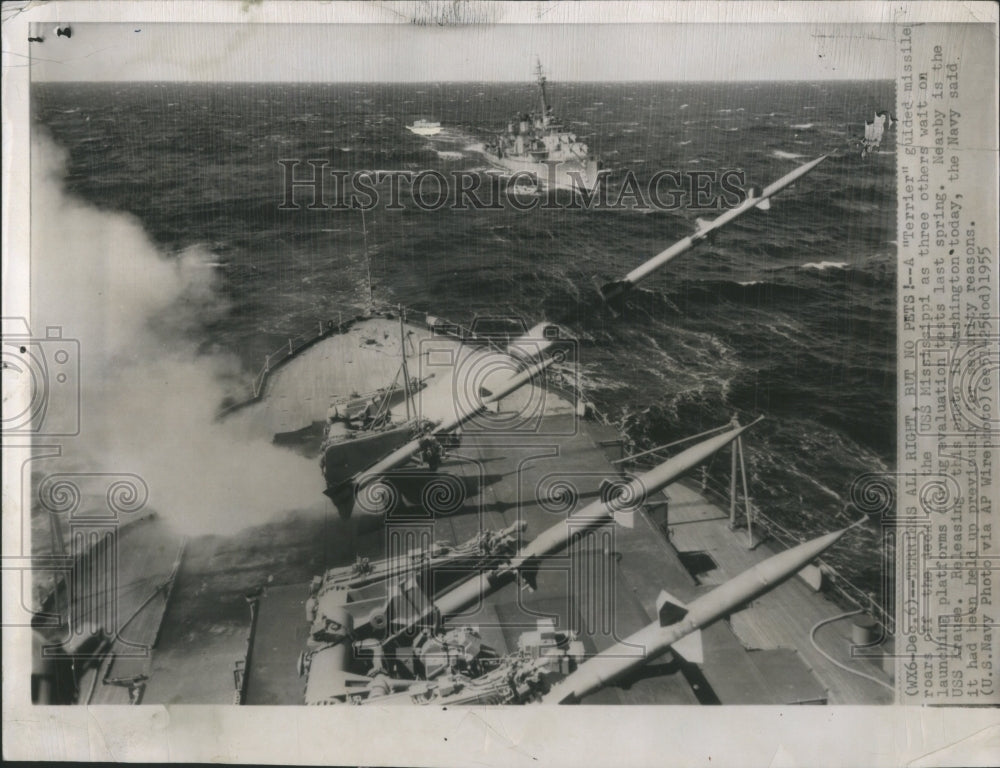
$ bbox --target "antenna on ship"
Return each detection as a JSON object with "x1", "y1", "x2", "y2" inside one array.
[
  {"x1": 398, "y1": 304, "x2": 413, "y2": 422},
  {"x1": 534, "y1": 55, "x2": 550, "y2": 122},
  {"x1": 361, "y1": 206, "x2": 374, "y2": 313}
]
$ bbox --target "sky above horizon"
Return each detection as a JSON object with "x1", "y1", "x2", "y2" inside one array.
[{"x1": 29, "y1": 23, "x2": 896, "y2": 82}]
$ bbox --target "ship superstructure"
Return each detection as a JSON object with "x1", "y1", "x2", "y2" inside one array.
[{"x1": 480, "y1": 59, "x2": 601, "y2": 191}]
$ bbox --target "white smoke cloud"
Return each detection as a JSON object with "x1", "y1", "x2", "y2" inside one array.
[{"x1": 31, "y1": 132, "x2": 324, "y2": 535}]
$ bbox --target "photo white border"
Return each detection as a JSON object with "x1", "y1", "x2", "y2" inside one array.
[{"x1": 3, "y1": 2, "x2": 998, "y2": 765}]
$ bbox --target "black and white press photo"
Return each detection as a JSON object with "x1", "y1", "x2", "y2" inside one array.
[{"x1": 3, "y1": 2, "x2": 997, "y2": 766}]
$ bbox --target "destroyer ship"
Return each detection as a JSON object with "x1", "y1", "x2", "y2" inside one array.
[
  {"x1": 30, "y1": 155, "x2": 895, "y2": 707},
  {"x1": 479, "y1": 60, "x2": 602, "y2": 192}
]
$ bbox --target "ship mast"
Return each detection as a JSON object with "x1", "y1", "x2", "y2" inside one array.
[
  {"x1": 398, "y1": 305, "x2": 412, "y2": 422},
  {"x1": 361, "y1": 207, "x2": 374, "y2": 312},
  {"x1": 534, "y1": 57, "x2": 550, "y2": 123}
]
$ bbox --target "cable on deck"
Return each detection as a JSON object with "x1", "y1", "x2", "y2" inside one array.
[{"x1": 809, "y1": 609, "x2": 894, "y2": 693}]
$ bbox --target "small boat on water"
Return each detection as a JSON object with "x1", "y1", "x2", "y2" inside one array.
[{"x1": 406, "y1": 119, "x2": 443, "y2": 137}]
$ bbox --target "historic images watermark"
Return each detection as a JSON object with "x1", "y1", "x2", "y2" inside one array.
[
  {"x1": 1, "y1": 318, "x2": 80, "y2": 437},
  {"x1": 277, "y1": 160, "x2": 749, "y2": 212}
]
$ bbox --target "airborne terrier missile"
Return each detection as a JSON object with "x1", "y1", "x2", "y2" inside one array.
[
  {"x1": 600, "y1": 155, "x2": 828, "y2": 303},
  {"x1": 542, "y1": 526, "x2": 846, "y2": 704}
]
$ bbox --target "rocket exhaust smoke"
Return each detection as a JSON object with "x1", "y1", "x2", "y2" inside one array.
[{"x1": 30, "y1": 132, "x2": 323, "y2": 536}]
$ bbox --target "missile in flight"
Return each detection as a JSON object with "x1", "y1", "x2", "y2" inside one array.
[{"x1": 600, "y1": 155, "x2": 828, "y2": 304}]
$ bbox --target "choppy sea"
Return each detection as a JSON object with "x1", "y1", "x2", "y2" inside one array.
[{"x1": 33, "y1": 80, "x2": 895, "y2": 593}]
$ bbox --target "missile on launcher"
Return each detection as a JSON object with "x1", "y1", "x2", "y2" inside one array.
[{"x1": 542, "y1": 527, "x2": 847, "y2": 704}]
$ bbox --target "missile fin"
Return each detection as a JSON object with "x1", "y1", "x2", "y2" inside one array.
[
  {"x1": 671, "y1": 628, "x2": 704, "y2": 665},
  {"x1": 656, "y1": 589, "x2": 689, "y2": 626},
  {"x1": 599, "y1": 479, "x2": 636, "y2": 528},
  {"x1": 755, "y1": 198, "x2": 771, "y2": 211},
  {"x1": 599, "y1": 279, "x2": 630, "y2": 304}
]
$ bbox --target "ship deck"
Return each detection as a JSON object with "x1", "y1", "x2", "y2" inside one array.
[
  {"x1": 401, "y1": 413, "x2": 844, "y2": 706},
  {"x1": 662, "y1": 480, "x2": 893, "y2": 704},
  {"x1": 75, "y1": 320, "x2": 892, "y2": 705},
  {"x1": 35, "y1": 514, "x2": 186, "y2": 705}
]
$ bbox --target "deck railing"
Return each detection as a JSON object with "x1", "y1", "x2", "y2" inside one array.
[
  {"x1": 220, "y1": 305, "x2": 602, "y2": 419},
  {"x1": 221, "y1": 310, "x2": 397, "y2": 417},
  {"x1": 621, "y1": 452, "x2": 893, "y2": 633},
  {"x1": 252, "y1": 316, "x2": 349, "y2": 398}
]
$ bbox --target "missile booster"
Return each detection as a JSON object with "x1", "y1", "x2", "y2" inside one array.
[{"x1": 543, "y1": 527, "x2": 847, "y2": 704}]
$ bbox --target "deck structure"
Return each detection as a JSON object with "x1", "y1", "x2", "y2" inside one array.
[
  {"x1": 663, "y1": 479, "x2": 894, "y2": 704},
  {"x1": 44, "y1": 319, "x2": 893, "y2": 706}
]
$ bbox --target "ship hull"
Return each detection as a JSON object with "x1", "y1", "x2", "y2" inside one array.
[{"x1": 481, "y1": 153, "x2": 602, "y2": 192}]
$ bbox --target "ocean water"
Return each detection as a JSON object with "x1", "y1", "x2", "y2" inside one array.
[{"x1": 32, "y1": 80, "x2": 895, "y2": 593}]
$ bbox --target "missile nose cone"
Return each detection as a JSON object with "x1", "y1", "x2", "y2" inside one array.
[
  {"x1": 816, "y1": 527, "x2": 848, "y2": 548},
  {"x1": 791, "y1": 527, "x2": 848, "y2": 563},
  {"x1": 754, "y1": 527, "x2": 848, "y2": 587},
  {"x1": 803, "y1": 155, "x2": 828, "y2": 171}
]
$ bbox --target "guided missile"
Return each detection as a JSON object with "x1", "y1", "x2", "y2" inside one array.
[
  {"x1": 542, "y1": 526, "x2": 846, "y2": 704},
  {"x1": 513, "y1": 417, "x2": 763, "y2": 566},
  {"x1": 318, "y1": 520, "x2": 526, "y2": 591},
  {"x1": 600, "y1": 155, "x2": 828, "y2": 303},
  {"x1": 353, "y1": 355, "x2": 557, "y2": 492},
  {"x1": 373, "y1": 419, "x2": 761, "y2": 641}
]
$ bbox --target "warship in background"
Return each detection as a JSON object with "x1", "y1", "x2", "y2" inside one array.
[
  {"x1": 479, "y1": 59, "x2": 602, "y2": 191},
  {"x1": 30, "y1": 153, "x2": 895, "y2": 707}
]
